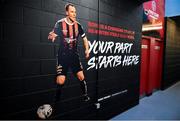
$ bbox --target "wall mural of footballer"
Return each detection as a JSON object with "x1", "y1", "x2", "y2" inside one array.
[{"x1": 37, "y1": 3, "x2": 90, "y2": 119}]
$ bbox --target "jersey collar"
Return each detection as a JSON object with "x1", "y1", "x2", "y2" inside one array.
[{"x1": 65, "y1": 17, "x2": 76, "y2": 25}]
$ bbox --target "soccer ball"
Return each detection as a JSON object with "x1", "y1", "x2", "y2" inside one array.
[{"x1": 37, "y1": 104, "x2": 53, "y2": 119}]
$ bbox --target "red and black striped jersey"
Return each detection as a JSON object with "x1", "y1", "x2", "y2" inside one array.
[{"x1": 54, "y1": 18, "x2": 86, "y2": 51}]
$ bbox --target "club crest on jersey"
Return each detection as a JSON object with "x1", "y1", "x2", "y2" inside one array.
[{"x1": 62, "y1": 30, "x2": 67, "y2": 33}]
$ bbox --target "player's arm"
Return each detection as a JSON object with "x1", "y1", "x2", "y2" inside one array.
[
  {"x1": 82, "y1": 36, "x2": 89, "y2": 59},
  {"x1": 48, "y1": 21, "x2": 60, "y2": 42},
  {"x1": 48, "y1": 30, "x2": 58, "y2": 42},
  {"x1": 79, "y1": 24, "x2": 89, "y2": 59}
]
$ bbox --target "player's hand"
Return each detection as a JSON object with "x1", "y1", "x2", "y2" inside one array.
[
  {"x1": 85, "y1": 50, "x2": 89, "y2": 59},
  {"x1": 48, "y1": 31, "x2": 57, "y2": 42}
]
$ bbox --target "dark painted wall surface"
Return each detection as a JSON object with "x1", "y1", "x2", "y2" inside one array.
[
  {"x1": 96, "y1": 0, "x2": 142, "y2": 119},
  {"x1": 163, "y1": 18, "x2": 180, "y2": 89}
]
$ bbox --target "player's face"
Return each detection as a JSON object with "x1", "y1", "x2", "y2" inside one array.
[{"x1": 66, "y1": 6, "x2": 76, "y2": 22}]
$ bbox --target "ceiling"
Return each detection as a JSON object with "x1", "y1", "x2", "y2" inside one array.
[{"x1": 137, "y1": 0, "x2": 152, "y2": 3}]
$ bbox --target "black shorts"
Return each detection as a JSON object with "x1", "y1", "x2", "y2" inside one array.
[{"x1": 56, "y1": 51, "x2": 83, "y2": 76}]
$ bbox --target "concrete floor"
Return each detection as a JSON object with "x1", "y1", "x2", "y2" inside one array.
[{"x1": 111, "y1": 81, "x2": 180, "y2": 120}]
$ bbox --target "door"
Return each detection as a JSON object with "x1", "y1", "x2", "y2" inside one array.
[
  {"x1": 140, "y1": 38, "x2": 150, "y2": 96},
  {"x1": 147, "y1": 38, "x2": 162, "y2": 95}
]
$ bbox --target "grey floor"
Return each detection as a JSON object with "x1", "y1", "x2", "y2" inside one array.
[{"x1": 111, "y1": 81, "x2": 180, "y2": 120}]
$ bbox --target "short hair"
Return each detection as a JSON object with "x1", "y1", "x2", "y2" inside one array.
[{"x1": 65, "y1": 3, "x2": 75, "y2": 11}]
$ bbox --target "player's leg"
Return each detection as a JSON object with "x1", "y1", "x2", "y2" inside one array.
[
  {"x1": 71, "y1": 53, "x2": 90, "y2": 101},
  {"x1": 76, "y1": 71, "x2": 90, "y2": 101},
  {"x1": 56, "y1": 75, "x2": 66, "y2": 85},
  {"x1": 52, "y1": 68, "x2": 67, "y2": 117},
  {"x1": 55, "y1": 58, "x2": 68, "y2": 102},
  {"x1": 55, "y1": 75, "x2": 66, "y2": 102}
]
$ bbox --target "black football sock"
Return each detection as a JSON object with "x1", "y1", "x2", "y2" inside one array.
[
  {"x1": 51, "y1": 84, "x2": 63, "y2": 116},
  {"x1": 54, "y1": 84, "x2": 63, "y2": 103},
  {"x1": 80, "y1": 79, "x2": 88, "y2": 96}
]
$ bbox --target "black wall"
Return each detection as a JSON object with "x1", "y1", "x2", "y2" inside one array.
[
  {"x1": 163, "y1": 17, "x2": 180, "y2": 89},
  {"x1": 0, "y1": 0, "x2": 143, "y2": 119},
  {"x1": 96, "y1": 0, "x2": 142, "y2": 119}
]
